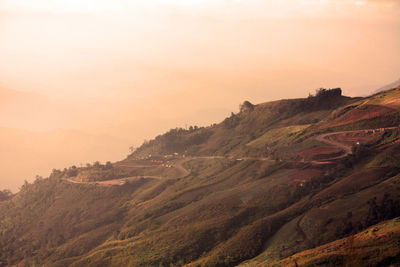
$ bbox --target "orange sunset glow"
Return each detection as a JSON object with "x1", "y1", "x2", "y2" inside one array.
[{"x1": 1, "y1": 0, "x2": 399, "y2": 191}]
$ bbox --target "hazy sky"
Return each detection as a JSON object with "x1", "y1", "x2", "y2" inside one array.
[
  {"x1": 0, "y1": 0, "x2": 399, "y2": 190},
  {"x1": 1, "y1": 0, "x2": 399, "y2": 125}
]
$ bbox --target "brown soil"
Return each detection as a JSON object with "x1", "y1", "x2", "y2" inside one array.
[
  {"x1": 329, "y1": 104, "x2": 394, "y2": 127},
  {"x1": 94, "y1": 179, "x2": 127, "y2": 186}
]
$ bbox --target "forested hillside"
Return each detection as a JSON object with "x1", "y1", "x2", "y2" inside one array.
[{"x1": 1, "y1": 87, "x2": 400, "y2": 267}]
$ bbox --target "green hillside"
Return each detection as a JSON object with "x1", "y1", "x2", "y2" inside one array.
[{"x1": 1, "y1": 87, "x2": 400, "y2": 267}]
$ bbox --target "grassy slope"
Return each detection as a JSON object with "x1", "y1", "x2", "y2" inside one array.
[
  {"x1": 246, "y1": 124, "x2": 310, "y2": 149},
  {"x1": 0, "y1": 88, "x2": 400, "y2": 267},
  {"x1": 268, "y1": 217, "x2": 400, "y2": 267},
  {"x1": 241, "y1": 173, "x2": 400, "y2": 266}
]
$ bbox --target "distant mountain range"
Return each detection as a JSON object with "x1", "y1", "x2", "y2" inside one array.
[
  {"x1": 374, "y1": 78, "x2": 400, "y2": 94},
  {"x1": 0, "y1": 126, "x2": 129, "y2": 192}
]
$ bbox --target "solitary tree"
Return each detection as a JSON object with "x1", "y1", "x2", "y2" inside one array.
[{"x1": 105, "y1": 161, "x2": 113, "y2": 169}]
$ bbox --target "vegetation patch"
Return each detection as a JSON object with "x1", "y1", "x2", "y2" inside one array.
[{"x1": 246, "y1": 125, "x2": 310, "y2": 149}]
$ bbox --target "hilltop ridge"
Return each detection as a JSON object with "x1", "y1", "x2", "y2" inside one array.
[{"x1": 131, "y1": 88, "x2": 354, "y2": 159}]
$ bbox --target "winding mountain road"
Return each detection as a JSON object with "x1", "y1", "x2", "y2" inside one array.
[
  {"x1": 314, "y1": 131, "x2": 353, "y2": 160},
  {"x1": 65, "y1": 155, "x2": 271, "y2": 186},
  {"x1": 65, "y1": 175, "x2": 163, "y2": 186},
  {"x1": 65, "y1": 127, "x2": 398, "y2": 186},
  {"x1": 315, "y1": 127, "x2": 398, "y2": 161}
]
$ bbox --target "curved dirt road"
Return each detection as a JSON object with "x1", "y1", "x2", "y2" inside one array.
[
  {"x1": 315, "y1": 132, "x2": 352, "y2": 160},
  {"x1": 314, "y1": 127, "x2": 397, "y2": 160},
  {"x1": 66, "y1": 127, "x2": 396, "y2": 186},
  {"x1": 65, "y1": 175, "x2": 163, "y2": 186},
  {"x1": 65, "y1": 155, "x2": 272, "y2": 186}
]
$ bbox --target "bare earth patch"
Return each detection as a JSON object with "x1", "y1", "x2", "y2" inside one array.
[
  {"x1": 288, "y1": 169, "x2": 322, "y2": 184},
  {"x1": 329, "y1": 104, "x2": 395, "y2": 127}
]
